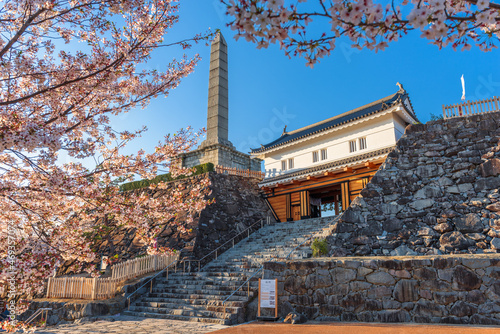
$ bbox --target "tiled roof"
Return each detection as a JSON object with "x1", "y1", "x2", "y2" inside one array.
[
  {"x1": 251, "y1": 89, "x2": 416, "y2": 154},
  {"x1": 259, "y1": 146, "x2": 394, "y2": 186}
]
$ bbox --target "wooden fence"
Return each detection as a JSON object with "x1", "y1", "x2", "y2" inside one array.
[
  {"x1": 46, "y1": 253, "x2": 179, "y2": 300},
  {"x1": 111, "y1": 252, "x2": 179, "y2": 281},
  {"x1": 46, "y1": 277, "x2": 118, "y2": 300},
  {"x1": 443, "y1": 96, "x2": 500, "y2": 119},
  {"x1": 215, "y1": 165, "x2": 265, "y2": 179}
]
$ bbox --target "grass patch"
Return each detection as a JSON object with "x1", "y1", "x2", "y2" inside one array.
[
  {"x1": 119, "y1": 163, "x2": 214, "y2": 192},
  {"x1": 311, "y1": 238, "x2": 328, "y2": 257}
]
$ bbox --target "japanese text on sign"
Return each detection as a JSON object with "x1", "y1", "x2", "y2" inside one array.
[{"x1": 260, "y1": 279, "x2": 276, "y2": 308}]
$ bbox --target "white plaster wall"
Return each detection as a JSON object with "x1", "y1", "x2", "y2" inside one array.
[
  {"x1": 263, "y1": 113, "x2": 400, "y2": 177},
  {"x1": 393, "y1": 113, "x2": 408, "y2": 141}
]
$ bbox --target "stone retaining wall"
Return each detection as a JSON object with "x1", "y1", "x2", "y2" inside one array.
[
  {"x1": 263, "y1": 255, "x2": 500, "y2": 325},
  {"x1": 329, "y1": 113, "x2": 500, "y2": 257},
  {"x1": 59, "y1": 172, "x2": 273, "y2": 276},
  {"x1": 193, "y1": 172, "x2": 273, "y2": 261}
]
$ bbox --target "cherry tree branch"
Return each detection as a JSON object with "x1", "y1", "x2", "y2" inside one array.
[{"x1": 0, "y1": 7, "x2": 45, "y2": 58}]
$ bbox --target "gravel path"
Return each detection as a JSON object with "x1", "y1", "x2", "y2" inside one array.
[{"x1": 33, "y1": 315, "x2": 229, "y2": 334}]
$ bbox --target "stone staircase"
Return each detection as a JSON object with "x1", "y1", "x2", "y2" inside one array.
[{"x1": 123, "y1": 216, "x2": 338, "y2": 325}]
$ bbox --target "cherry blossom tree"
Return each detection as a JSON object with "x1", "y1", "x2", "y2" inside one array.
[
  {"x1": 223, "y1": 0, "x2": 500, "y2": 67},
  {"x1": 0, "y1": 0, "x2": 213, "y2": 323}
]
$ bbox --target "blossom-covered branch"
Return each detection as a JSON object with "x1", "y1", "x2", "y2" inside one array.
[
  {"x1": 0, "y1": 0, "x2": 214, "y2": 311},
  {"x1": 223, "y1": 0, "x2": 500, "y2": 67}
]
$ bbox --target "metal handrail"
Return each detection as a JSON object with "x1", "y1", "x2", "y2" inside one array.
[
  {"x1": 222, "y1": 266, "x2": 263, "y2": 309},
  {"x1": 126, "y1": 216, "x2": 272, "y2": 310},
  {"x1": 179, "y1": 217, "x2": 272, "y2": 272},
  {"x1": 25, "y1": 308, "x2": 51, "y2": 327},
  {"x1": 198, "y1": 217, "x2": 268, "y2": 263},
  {"x1": 126, "y1": 256, "x2": 179, "y2": 310},
  {"x1": 221, "y1": 215, "x2": 341, "y2": 318}
]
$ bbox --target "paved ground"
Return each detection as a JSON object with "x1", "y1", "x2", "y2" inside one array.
[
  {"x1": 211, "y1": 322, "x2": 500, "y2": 334},
  {"x1": 31, "y1": 318, "x2": 500, "y2": 334},
  {"x1": 33, "y1": 315, "x2": 229, "y2": 334}
]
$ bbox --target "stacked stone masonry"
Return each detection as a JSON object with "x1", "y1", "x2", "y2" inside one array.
[
  {"x1": 180, "y1": 144, "x2": 261, "y2": 171},
  {"x1": 58, "y1": 173, "x2": 272, "y2": 276},
  {"x1": 264, "y1": 255, "x2": 500, "y2": 325},
  {"x1": 329, "y1": 113, "x2": 500, "y2": 257}
]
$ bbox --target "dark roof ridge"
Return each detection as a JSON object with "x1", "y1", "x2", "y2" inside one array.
[
  {"x1": 251, "y1": 89, "x2": 411, "y2": 153},
  {"x1": 286, "y1": 91, "x2": 400, "y2": 136}
]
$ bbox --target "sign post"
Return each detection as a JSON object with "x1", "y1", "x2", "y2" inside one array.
[{"x1": 258, "y1": 279, "x2": 278, "y2": 320}]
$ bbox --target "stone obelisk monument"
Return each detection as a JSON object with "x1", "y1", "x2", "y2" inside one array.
[
  {"x1": 178, "y1": 33, "x2": 261, "y2": 171},
  {"x1": 200, "y1": 33, "x2": 233, "y2": 149}
]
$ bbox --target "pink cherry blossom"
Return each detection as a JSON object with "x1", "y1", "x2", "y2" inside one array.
[
  {"x1": 222, "y1": 0, "x2": 500, "y2": 66},
  {"x1": 0, "y1": 1, "x2": 214, "y2": 329}
]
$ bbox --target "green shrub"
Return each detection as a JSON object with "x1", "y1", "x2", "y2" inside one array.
[
  {"x1": 119, "y1": 162, "x2": 214, "y2": 192},
  {"x1": 430, "y1": 112, "x2": 444, "y2": 121},
  {"x1": 311, "y1": 238, "x2": 328, "y2": 257}
]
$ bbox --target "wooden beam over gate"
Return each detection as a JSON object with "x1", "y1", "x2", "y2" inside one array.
[{"x1": 365, "y1": 162, "x2": 376, "y2": 169}]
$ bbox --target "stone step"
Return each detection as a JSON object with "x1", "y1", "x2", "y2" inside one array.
[
  {"x1": 151, "y1": 287, "x2": 256, "y2": 297},
  {"x1": 142, "y1": 294, "x2": 248, "y2": 303},
  {"x1": 122, "y1": 310, "x2": 233, "y2": 325},
  {"x1": 161, "y1": 277, "x2": 258, "y2": 285},
  {"x1": 209, "y1": 258, "x2": 253, "y2": 262},
  {"x1": 127, "y1": 216, "x2": 339, "y2": 326},
  {"x1": 129, "y1": 304, "x2": 241, "y2": 316},
  {"x1": 203, "y1": 263, "x2": 260, "y2": 269},
  {"x1": 168, "y1": 272, "x2": 254, "y2": 280},
  {"x1": 133, "y1": 302, "x2": 241, "y2": 314},
  {"x1": 153, "y1": 282, "x2": 258, "y2": 291},
  {"x1": 127, "y1": 306, "x2": 239, "y2": 322},
  {"x1": 136, "y1": 298, "x2": 245, "y2": 308},
  {"x1": 175, "y1": 271, "x2": 249, "y2": 278},
  {"x1": 202, "y1": 266, "x2": 259, "y2": 272},
  {"x1": 147, "y1": 291, "x2": 253, "y2": 301},
  {"x1": 164, "y1": 273, "x2": 260, "y2": 281},
  {"x1": 163, "y1": 277, "x2": 249, "y2": 284}
]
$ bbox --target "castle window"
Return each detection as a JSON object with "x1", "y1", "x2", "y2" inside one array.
[
  {"x1": 288, "y1": 158, "x2": 294, "y2": 169},
  {"x1": 281, "y1": 160, "x2": 287, "y2": 171},
  {"x1": 349, "y1": 140, "x2": 357, "y2": 153},
  {"x1": 312, "y1": 151, "x2": 319, "y2": 163},
  {"x1": 321, "y1": 149, "x2": 327, "y2": 160},
  {"x1": 359, "y1": 137, "x2": 367, "y2": 150}
]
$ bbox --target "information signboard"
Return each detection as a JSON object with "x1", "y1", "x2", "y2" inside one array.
[{"x1": 258, "y1": 279, "x2": 278, "y2": 318}]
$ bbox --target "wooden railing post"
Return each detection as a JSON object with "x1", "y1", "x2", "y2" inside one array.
[
  {"x1": 443, "y1": 96, "x2": 500, "y2": 120},
  {"x1": 80, "y1": 277, "x2": 84, "y2": 299},
  {"x1": 46, "y1": 278, "x2": 52, "y2": 298},
  {"x1": 91, "y1": 277, "x2": 97, "y2": 300},
  {"x1": 62, "y1": 278, "x2": 67, "y2": 299},
  {"x1": 214, "y1": 166, "x2": 264, "y2": 179},
  {"x1": 47, "y1": 253, "x2": 180, "y2": 300}
]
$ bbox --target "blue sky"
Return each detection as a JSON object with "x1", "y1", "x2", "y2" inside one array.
[{"x1": 111, "y1": 0, "x2": 500, "y2": 158}]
